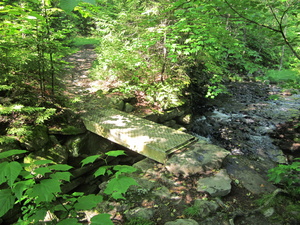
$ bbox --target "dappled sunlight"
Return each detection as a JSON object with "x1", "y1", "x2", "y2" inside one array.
[{"x1": 82, "y1": 108, "x2": 196, "y2": 163}]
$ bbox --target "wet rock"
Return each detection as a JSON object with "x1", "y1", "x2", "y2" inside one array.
[
  {"x1": 197, "y1": 169, "x2": 231, "y2": 197},
  {"x1": 223, "y1": 155, "x2": 277, "y2": 194},
  {"x1": 164, "y1": 219, "x2": 199, "y2": 225},
  {"x1": 125, "y1": 207, "x2": 155, "y2": 221},
  {"x1": 165, "y1": 141, "x2": 229, "y2": 177}
]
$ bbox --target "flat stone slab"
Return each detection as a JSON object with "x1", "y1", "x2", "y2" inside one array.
[{"x1": 82, "y1": 108, "x2": 196, "y2": 163}]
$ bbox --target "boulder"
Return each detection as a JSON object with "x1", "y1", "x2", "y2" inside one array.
[
  {"x1": 223, "y1": 155, "x2": 277, "y2": 194},
  {"x1": 165, "y1": 141, "x2": 229, "y2": 177},
  {"x1": 197, "y1": 169, "x2": 231, "y2": 197}
]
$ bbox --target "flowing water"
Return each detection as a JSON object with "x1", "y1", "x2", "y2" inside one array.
[{"x1": 191, "y1": 82, "x2": 300, "y2": 163}]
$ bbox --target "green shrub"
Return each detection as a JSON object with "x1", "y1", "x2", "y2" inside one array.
[
  {"x1": 0, "y1": 149, "x2": 138, "y2": 224},
  {"x1": 268, "y1": 159, "x2": 300, "y2": 197}
]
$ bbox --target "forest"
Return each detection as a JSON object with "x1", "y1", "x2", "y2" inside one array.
[{"x1": 0, "y1": 0, "x2": 300, "y2": 224}]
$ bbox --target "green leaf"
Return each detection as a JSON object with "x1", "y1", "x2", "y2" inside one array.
[
  {"x1": 0, "y1": 150, "x2": 27, "y2": 159},
  {"x1": 113, "y1": 165, "x2": 137, "y2": 178},
  {"x1": 104, "y1": 176, "x2": 139, "y2": 200},
  {"x1": 90, "y1": 213, "x2": 114, "y2": 225},
  {"x1": 13, "y1": 180, "x2": 35, "y2": 201},
  {"x1": 74, "y1": 194, "x2": 103, "y2": 210},
  {"x1": 48, "y1": 164, "x2": 73, "y2": 171},
  {"x1": 0, "y1": 161, "x2": 22, "y2": 187},
  {"x1": 0, "y1": 189, "x2": 15, "y2": 217},
  {"x1": 57, "y1": 218, "x2": 80, "y2": 225},
  {"x1": 105, "y1": 150, "x2": 126, "y2": 157},
  {"x1": 50, "y1": 172, "x2": 72, "y2": 182},
  {"x1": 27, "y1": 179, "x2": 61, "y2": 204},
  {"x1": 33, "y1": 167, "x2": 52, "y2": 176},
  {"x1": 94, "y1": 166, "x2": 111, "y2": 177},
  {"x1": 60, "y1": 0, "x2": 80, "y2": 12},
  {"x1": 0, "y1": 162, "x2": 9, "y2": 185},
  {"x1": 81, "y1": 155, "x2": 102, "y2": 167}
]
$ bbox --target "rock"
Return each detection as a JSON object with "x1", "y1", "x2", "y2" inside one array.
[
  {"x1": 158, "y1": 109, "x2": 185, "y2": 123},
  {"x1": 165, "y1": 141, "x2": 229, "y2": 177},
  {"x1": 152, "y1": 186, "x2": 171, "y2": 199},
  {"x1": 66, "y1": 132, "x2": 116, "y2": 157},
  {"x1": 21, "y1": 125, "x2": 49, "y2": 151},
  {"x1": 65, "y1": 134, "x2": 87, "y2": 157},
  {"x1": 47, "y1": 135, "x2": 68, "y2": 163},
  {"x1": 223, "y1": 155, "x2": 277, "y2": 194},
  {"x1": 124, "y1": 103, "x2": 134, "y2": 112},
  {"x1": 164, "y1": 219, "x2": 199, "y2": 225},
  {"x1": 197, "y1": 169, "x2": 231, "y2": 197},
  {"x1": 193, "y1": 199, "x2": 219, "y2": 218},
  {"x1": 177, "y1": 114, "x2": 191, "y2": 125},
  {"x1": 125, "y1": 207, "x2": 155, "y2": 221},
  {"x1": 163, "y1": 120, "x2": 177, "y2": 128}
]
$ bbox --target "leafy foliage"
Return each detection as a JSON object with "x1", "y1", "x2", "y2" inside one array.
[
  {"x1": 0, "y1": 149, "x2": 138, "y2": 224},
  {"x1": 268, "y1": 160, "x2": 300, "y2": 197}
]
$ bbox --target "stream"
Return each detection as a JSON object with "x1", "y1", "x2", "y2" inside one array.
[{"x1": 191, "y1": 82, "x2": 300, "y2": 163}]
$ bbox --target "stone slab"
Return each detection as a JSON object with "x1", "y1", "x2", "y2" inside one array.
[{"x1": 82, "y1": 108, "x2": 196, "y2": 163}]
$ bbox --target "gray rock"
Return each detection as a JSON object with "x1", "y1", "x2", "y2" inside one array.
[
  {"x1": 164, "y1": 219, "x2": 199, "y2": 225},
  {"x1": 158, "y1": 109, "x2": 185, "y2": 123},
  {"x1": 223, "y1": 155, "x2": 277, "y2": 194},
  {"x1": 165, "y1": 141, "x2": 229, "y2": 177},
  {"x1": 197, "y1": 169, "x2": 231, "y2": 197},
  {"x1": 124, "y1": 103, "x2": 134, "y2": 112},
  {"x1": 193, "y1": 199, "x2": 219, "y2": 218},
  {"x1": 125, "y1": 207, "x2": 154, "y2": 221}
]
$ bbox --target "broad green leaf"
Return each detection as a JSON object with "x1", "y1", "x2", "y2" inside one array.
[
  {"x1": 94, "y1": 166, "x2": 111, "y2": 177},
  {"x1": 0, "y1": 189, "x2": 15, "y2": 217},
  {"x1": 60, "y1": 0, "x2": 80, "y2": 12},
  {"x1": 0, "y1": 161, "x2": 22, "y2": 187},
  {"x1": 105, "y1": 150, "x2": 126, "y2": 157},
  {"x1": 57, "y1": 218, "x2": 80, "y2": 225},
  {"x1": 90, "y1": 213, "x2": 114, "y2": 225},
  {"x1": 13, "y1": 180, "x2": 34, "y2": 201},
  {"x1": 0, "y1": 162, "x2": 9, "y2": 185},
  {"x1": 48, "y1": 164, "x2": 73, "y2": 171},
  {"x1": 104, "y1": 176, "x2": 139, "y2": 200},
  {"x1": 33, "y1": 167, "x2": 52, "y2": 176},
  {"x1": 50, "y1": 172, "x2": 72, "y2": 182},
  {"x1": 81, "y1": 155, "x2": 102, "y2": 167},
  {"x1": 27, "y1": 179, "x2": 61, "y2": 203},
  {"x1": 114, "y1": 165, "x2": 137, "y2": 173},
  {"x1": 0, "y1": 150, "x2": 27, "y2": 159},
  {"x1": 74, "y1": 194, "x2": 103, "y2": 210}
]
